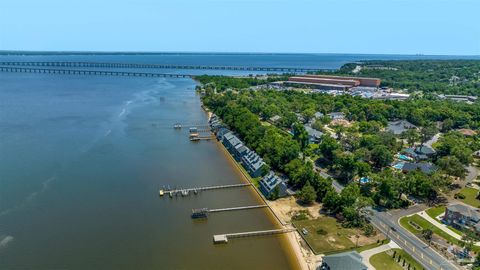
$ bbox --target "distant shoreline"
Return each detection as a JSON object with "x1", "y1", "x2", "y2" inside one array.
[{"x1": 1, "y1": 51, "x2": 479, "y2": 58}]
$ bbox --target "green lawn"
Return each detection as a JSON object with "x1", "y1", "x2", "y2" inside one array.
[
  {"x1": 400, "y1": 214, "x2": 458, "y2": 244},
  {"x1": 355, "y1": 239, "x2": 390, "y2": 253},
  {"x1": 293, "y1": 217, "x2": 357, "y2": 254},
  {"x1": 399, "y1": 214, "x2": 480, "y2": 252},
  {"x1": 425, "y1": 206, "x2": 463, "y2": 235},
  {"x1": 293, "y1": 216, "x2": 387, "y2": 255},
  {"x1": 370, "y1": 249, "x2": 423, "y2": 270},
  {"x1": 458, "y1": 187, "x2": 480, "y2": 208},
  {"x1": 425, "y1": 206, "x2": 445, "y2": 219},
  {"x1": 370, "y1": 251, "x2": 403, "y2": 270}
]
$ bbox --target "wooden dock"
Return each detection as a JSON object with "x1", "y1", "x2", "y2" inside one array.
[
  {"x1": 213, "y1": 228, "x2": 296, "y2": 244},
  {"x1": 161, "y1": 183, "x2": 252, "y2": 198},
  {"x1": 191, "y1": 205, "x2": 267, "y2": 218},
  {"x1": 208, "y1": 205, "x2": 268, "y2": 213}
]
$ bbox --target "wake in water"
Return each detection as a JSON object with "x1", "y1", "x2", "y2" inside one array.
[
  {"x1": 0, "y1": 176, "x2": 57, "y2": 218},
  {"x1": 0, "y1": 235, "x2": 14, "y2": 250}
]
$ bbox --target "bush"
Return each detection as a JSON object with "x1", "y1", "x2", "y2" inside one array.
[
  {"x1": 316, "y1": 228, "x2": 328, "y2": 235},
  {"x1": 291, "y1": 210, "x2": 309, "y2": 221},
  {"x1": 454, "y1": 193, "x2": 466, "y2": 199},
  {"x1": 363, "y1": 224, "x2": 375, "y2": 236}
]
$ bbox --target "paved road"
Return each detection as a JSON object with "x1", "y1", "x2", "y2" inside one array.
[
  {"x1": 368, "y1": 209, "x2": 458, "y2": 270},
  {"x1": 316, "y1": 171, "x2": 459, "y2": 270}
]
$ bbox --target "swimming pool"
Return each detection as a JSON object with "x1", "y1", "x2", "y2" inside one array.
[
  {"x1": 392, "y1": 162, "x2": 405, "y2": 169},
  {"x1": 397, "y1": 154, "x2": 413, "y2": 161}
]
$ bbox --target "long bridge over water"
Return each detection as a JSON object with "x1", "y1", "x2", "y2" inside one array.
[
  {"x1": 0, "y1": 66, "x2": 191, "y2": 78},
  {"x1": 0, "y1": 61, "x2": 333, "y2": 73}
]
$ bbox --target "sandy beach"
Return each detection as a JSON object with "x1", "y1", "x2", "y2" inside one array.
[
  {"x1": 269, "y1": 197, "x2": 321, "y2": 270},
  {"x1": 214, "y1": 136, "x2": 316, "y2": 270}
]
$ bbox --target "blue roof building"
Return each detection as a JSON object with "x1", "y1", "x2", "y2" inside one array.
[
  {"x1": 241, "y1": 148, "x2": 266, "y2": 178},
  {"x1": 259, "y1": 171, "x2": 288, "y2": 198},
  {"x1": 216, "y1": 128, "x2": 230, "y2": 141},
  {"x1": 402, "y1": 162, "x2": 437, "y2": 174},
  {"x1": 233, "y1": 143, "x2": 248, "y2": 161},
  {"x1": 327, "y1": 112, "x2": 345, "y2": 120},
  {"x1": 320, "y1": 251, "x2": 367, "y2": 270},
  {"x1": 222, "y1": 132, "x2": 241, "y2": 152},
  {"x1": 387, "y1": 120, "x2": 417, "y2": 135},
  {"x1": 304, "y1": 125, "x2": 324, "y2": 143}
]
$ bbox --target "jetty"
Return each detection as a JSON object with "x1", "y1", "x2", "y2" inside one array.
[{"x1": 213, "y1": 228, "x2": 296, "y2": 244}]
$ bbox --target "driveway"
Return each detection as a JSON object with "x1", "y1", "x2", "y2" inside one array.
[
  {"x1": 360, "y1": 241, "x2": 400, "y2": 270},
  {"x1": 417, "y1": 211, "x2": 462, "y2": 240},
  {"x1": 466, "y1": 165, "x2": 479, "y2": 183}
]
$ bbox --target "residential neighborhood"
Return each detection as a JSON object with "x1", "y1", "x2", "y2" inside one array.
[{"x1": 200, "y1": 69, "x2": 480, "y2": 270}]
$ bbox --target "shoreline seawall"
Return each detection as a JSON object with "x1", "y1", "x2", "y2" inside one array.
[{"x1": 200, "y1": 102, "x2": 307, "y2": 270}]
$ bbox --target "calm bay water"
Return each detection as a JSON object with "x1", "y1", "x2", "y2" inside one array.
[{"x1": 1, "y1": 53, "x2": 476, "y2": 269}]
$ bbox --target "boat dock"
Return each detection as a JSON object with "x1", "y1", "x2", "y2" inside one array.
[
  {"x1": 190, "y1": 135, "x2": 215, "y2": 141},
  {"x1": 160, "y1": 183, "x2": 252, "y2": 197},
  {"x1": 191, "y1": 205, "x2": 267, "y2": 218},
  {"x1": 208, "y1": 205, "x2": 267, "y2": 213},
  {"x1": 213, "y1": 228, "x2": 296, "y2": 244}
]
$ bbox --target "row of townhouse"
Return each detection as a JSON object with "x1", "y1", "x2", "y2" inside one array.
[{"x1": 210, "y1": 115, "x2": 291, "y2": 198}]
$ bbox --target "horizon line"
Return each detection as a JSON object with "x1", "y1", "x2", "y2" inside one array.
[{"x1": 1, "y1": 50, "x2": 479, "y2": 57}]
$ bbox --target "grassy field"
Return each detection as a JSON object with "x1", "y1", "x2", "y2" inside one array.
[
  {"x1": 370, "y1": 251, "x2": 403, "y2": 270},
  {"x1": 399, "y1": 214, "x2": 480, "y2": 252},
  {"x1": 425, "y1": 206, "x2": 464, "y2": 235},
  {"x1": 293, "y1": 216, "x2": 386, "y2": 254},
  {"x1": 370, "y1": 249, "x2": 423, "y2": 270},
  {"x1": 400, "y1": 214, "x2": 458, "y2": 244},
  {"x1": 425, "y1": 206, "x2": 445, "y2": 219},
  {"x1": 293, "y1": 217, "x2": 357, "y2": 254},
  {"x1": 458, "y1": 187, "x2": 480, "y2": 208},
  {"x1": 355, "y1": 239, "x2": 390, "y2": 253}
]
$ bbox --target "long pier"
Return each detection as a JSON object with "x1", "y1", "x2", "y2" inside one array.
[
  {"x1": 0, "y1": 61, "x2": 334, "y2": 73},
  {"x1": 0, "y1": 66, "x2": 190, "y2": 78},
  {"x1": 191, "y1": 205, "x2": 267, "y2": 219},
  {"x1": 213, "y1": 228, "x2": 296, "y2": 243},
  {"x1": 162, "y1": 183, "x2": 251, "y2": 197},
  {"x1": 169, "y1": 183, "x2": 250, "y2": 192},
  {"x1": 208, "y1": 205, "x2": 267, "y2": 213}
]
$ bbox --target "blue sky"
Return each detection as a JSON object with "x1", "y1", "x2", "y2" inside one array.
[{"x1": 1, "y1": 0, "x2": 478, "y2": 55}]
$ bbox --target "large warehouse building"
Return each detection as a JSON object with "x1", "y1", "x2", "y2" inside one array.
[{"x1": 286, "y1": 75, "x2": 381, "y2": 90}]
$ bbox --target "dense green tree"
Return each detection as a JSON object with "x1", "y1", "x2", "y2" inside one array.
[
  {"x1": 334, "y1": 152, "x2": 358, "y2": 182},
  {"x1": 322, "y1": 189, "x2": 341, "y2": 213},
  {"x1": 311, "y1": 176, "x2": 333, "y2": 201},
  {"x1": 317, "y1": 135, "x2": 341, "y2": 161},
  {"x1": 403, "y1": 129, "x2": 419, "y2": 147},
  {"x1": 420, "y1": 123, "x2": 438, "y2": 145},
  {"x1": 292, "y1": 122, "x2": 309, "y2": 151},
  {"x1": 371, "y1": 145, "x2": 394, "y2": 168},
  {"x1": 437, "y1": 156, "x2": 466, "y2": 178},
  {"x1": 296, "y1": 182, "x2": 316, "y2": 204}
]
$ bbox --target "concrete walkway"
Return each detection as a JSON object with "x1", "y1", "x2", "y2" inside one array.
[
  {"x1": 360, "y1": 241, "x2": 400, "y2": 270},
  {"x1": 416, "y1": 210, "x2": 480, "y2": 247},
  {"x1": 417, "y1": 211, "x2": 463, "y2": 240}
]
